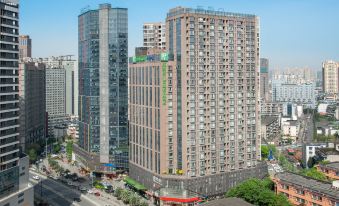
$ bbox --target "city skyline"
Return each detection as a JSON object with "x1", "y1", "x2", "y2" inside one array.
[{"x1": 21, "y1": 0, "x2": 339, "y2": 70}]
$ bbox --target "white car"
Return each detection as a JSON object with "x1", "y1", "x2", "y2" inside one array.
[{"x1": 32, "y1": 175, "x2": 40, "y2": 180}]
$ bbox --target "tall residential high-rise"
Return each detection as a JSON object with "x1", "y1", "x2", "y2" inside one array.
[
  {"x1": 322, "y1": 60, "x2": 339, "y2": 94},
  {"x1": 129, "y1": 7, "x2": 267, "y2": 201},
  {"x1": 19, "y1": 35, "x2": 32, "y2": 59},
  {"x1": 42, "y1": 55, "x2": 78, "y2": 116},
  {"x1": 19, "y1": 60, "x2": 46, "y2": 151},
  {"x1": 0, "y1": 1, "x2": 33, "y2": 205},
  {"x1": 143, "y1": 22, "x2": 166, "y2": 50},
  {"x1": 260, "y1": 58, "x2": 269, "y2": 102},
  {"x1": 77, "y1": 4, "x2": 128, "y2": 170},
  {"x1": 45, "y1": 65, "x2": 66, "y2": 137}
]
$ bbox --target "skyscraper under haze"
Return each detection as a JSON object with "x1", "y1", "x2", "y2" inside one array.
[{"x1": 77, "y1": 4, "x2": 128, "y2": 170}]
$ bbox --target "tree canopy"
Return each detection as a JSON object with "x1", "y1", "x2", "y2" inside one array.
[
  {"x1": 300, "y1": 168, "x2": 327, "y2": 181},
  {"x1": 225, "y1": 178, "x2": 292, "y2": 206}
]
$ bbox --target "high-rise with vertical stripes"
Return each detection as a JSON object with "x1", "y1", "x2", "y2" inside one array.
[
  {"x1": 77, "y1": 3, "x2": 128, "y2": 170},
  {"x1": 0, "y1": 0, "x2": 33, "y2": 205},
  {"x1": 129, "y1": 6, "x2": 267, "y2": 202}
]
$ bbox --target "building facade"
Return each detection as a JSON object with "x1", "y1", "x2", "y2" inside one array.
[
  {"x1": 143, "y1": 22, "x2": 166, "y2": 50},
  {"x1": 42, "y1": 55, "x2": 78, "y2": 116},
  {"x1": 260, "y1": 58, "x2": 269, "y2": 102},
  {"x1": 19, "y1": 61, "x2": 46, "y2": 151},
  {"x1": 261, "y1": 115, "x2": 280, "y2": 141},
  {"x1": 45, "y1": 66, "x2": 66, "y2": 137},
  {"x1": 19, "y1": 35, "x2": 31, "y2": 59},
  {"x1": 0, "y1": 1, "x2": 34, "y2": 205},
  {"x1": 322, "y1": 60, "x2": 339, "y2": 95},
  {"x1": 129, "y1": 7, "x2": 267, "y2": 200},
  {"x1": 272, "y1": 79, "x2": 316, "y2": 108},
  {"x1": 78, "y1": 4, "x2": 128, "y2": 170},
  {"x1": 273, "y1": 172, "x2": 339, "y2": 206}
]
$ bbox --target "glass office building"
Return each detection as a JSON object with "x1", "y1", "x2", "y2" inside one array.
[{"x1": 78, "y1": 4, "x2": 128, "y2": 170}]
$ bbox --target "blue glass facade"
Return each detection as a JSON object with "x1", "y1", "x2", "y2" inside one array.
[{"x1": 78, "y1": 5, "x2": 128, "y2": 169}]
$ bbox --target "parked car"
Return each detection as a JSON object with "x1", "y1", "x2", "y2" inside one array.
[
  {"x1": 32, "y1": 175, "x2": 40, "y2": 180},
  {"x1": 73, "y1": 197, "x2": 81, "y2": 202}
]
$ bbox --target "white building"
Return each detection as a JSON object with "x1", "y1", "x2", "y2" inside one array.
[
  {"x1": 302, "y1": 143, "x2": 328, "y2": 168},
  {"x1": 272, "y1": 79, "x2": 315, "y2": 108}
]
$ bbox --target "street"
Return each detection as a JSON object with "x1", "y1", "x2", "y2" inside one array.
[{"x1": 29, "y1": 171, "x2": 121, "y2": 206}]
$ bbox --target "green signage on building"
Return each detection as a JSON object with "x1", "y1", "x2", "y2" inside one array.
[
  {"x1": 160, "y1": 53, "x2": 169, "y2": 62},
  {"x1": 162, "y1": 62, "x2": 167, "y2": 105},
  {"x1": 133, "y1": 55, "x2": 147, "y2": 63}
]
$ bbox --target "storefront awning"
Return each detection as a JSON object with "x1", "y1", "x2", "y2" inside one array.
[{"x1": 124, "y1": 177, "x2": 147, "y2": 191}]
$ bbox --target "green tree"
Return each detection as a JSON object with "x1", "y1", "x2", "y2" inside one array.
[
  {"x1": 300, "y1": 168, "x2": 327, "y2": 181},
  {"x1": 28, "y1": 148, "x2": 38, "y2": 162},
  {"x1": 225, "y1": 178, "x2": 291, "y2": 206},
  {"x1": 307, "y1": 157, "x2": 315, "y2": 168},
  {"x1": 114, "y1": 187, "x2": 123, "y2": 199},
  {"x1": 121, "y1": 190, "x2": 131, "y2": 204},
  {"x1": 66, "y1": 141, "x2": 73, "y2": 161},
  {"x1": 130, "y1": 194, "x2": 140, "y2": 206},
  {"x1": 138, "y1": 201, "x2": 149, "y2": 206},
  {"x1": 53, "y1": 143, "x2": 61, "y2": 154},
  {"x1": 261, "y1": 145, "x2": 269, "y2": 159}
]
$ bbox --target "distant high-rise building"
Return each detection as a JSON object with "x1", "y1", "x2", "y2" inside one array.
[
  {"x1": 143, "y1": 22, "x2": 166, "y2": 50},
  {"x1": 272, "y1": 79, "x2": 315, "y2": 108},
  {"x1": 260, "y1": 58, "x2": 269, "y2": 101},
  {"x1": 129, "y1": 7, "x2": 267, "y2": 202},
  {"x1": 43, "y1": 55, "x2": 78, "y2": 116},
  {"x1": 77, "y1": 4, "x2": 129, "y2": 170},
  {"x1": 19, "y1": 35, "x2": 32, "y2": 59},
  {"x1": 322, "y1": 60, "x2": 339, "y2": 94},
  {"x1": 19, "y1": 60, "x2": 46, "y2": 151},
  {"x1": 45, "y1": 65, "x2": 66, "y2": 137},
  {"x1": 0, "y1": 1, "x2": 34, "y2": 205},
  {"x1": 316, "y1": 70, "x2": 322, "y2": 88}
]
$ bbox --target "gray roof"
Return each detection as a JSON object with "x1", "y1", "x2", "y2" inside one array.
[
  {"x1": 201, "y1": 198, "x2": 253, "y2": 206},
  {"x1": 276, "y1": 172, "x2": 339, "y2": 200},
  {"x1": 261, "y1": 115, "x2": 278, "y2": 125},
  {"x1": 320, "y1": 162, "x2": 339, "y2": 171}
]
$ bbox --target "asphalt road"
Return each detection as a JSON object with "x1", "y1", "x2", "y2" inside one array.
[{"x1": 30, "y1": 172, "x2": 99, "y2": 206}]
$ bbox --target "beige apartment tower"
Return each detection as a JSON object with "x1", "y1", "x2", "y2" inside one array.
[
  {"x1": 322, "y1": 60, "x2": 339, "y2": 94},
  {"x1": 129, "y1": 7, "x2": 267, "y2": 202},
  {"x1": 143, "y1": 22, "x2": 166, "y2": 50},
  {"x1": 19, "y1": 35, "x2": 32, "y2": 59}
]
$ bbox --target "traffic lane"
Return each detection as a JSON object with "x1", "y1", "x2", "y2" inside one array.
[
  {"x1": 29, "y1": 172, "x2": 97, "y2": 206},
  {"x1": 31, "y1": 178, "x2": 81, "y2": 206},
  {"x1": 34, "y1": 185, "x2": 71, "y2": 206}
]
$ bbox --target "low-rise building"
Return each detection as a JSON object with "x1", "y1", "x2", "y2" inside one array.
[
  {"x1": 282, "y1": 120, "x2": 299, "y2": 140},
  {"x1": 273, "y1": 172, "x2": 339, "y2": 206},
  {"x1": 315, "y1": 147, "x2": 339, "y2": 163},
  {"x1": 316, "y1": 162, "x2": 339, "y2": 180},
  {"x1": 261, "y1": 102, "x2": 282, "y2": 115},
  {"x1": 261, "y1": 115, "x2": 280, "y2": 141},
  {"x1": 302, "y1": 143, "x2": 328, "y2": 168}
]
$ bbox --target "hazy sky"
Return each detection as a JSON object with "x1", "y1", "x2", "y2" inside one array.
[{"x1": 21, "y1": 0, "x2": 339, "y2": 70}]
